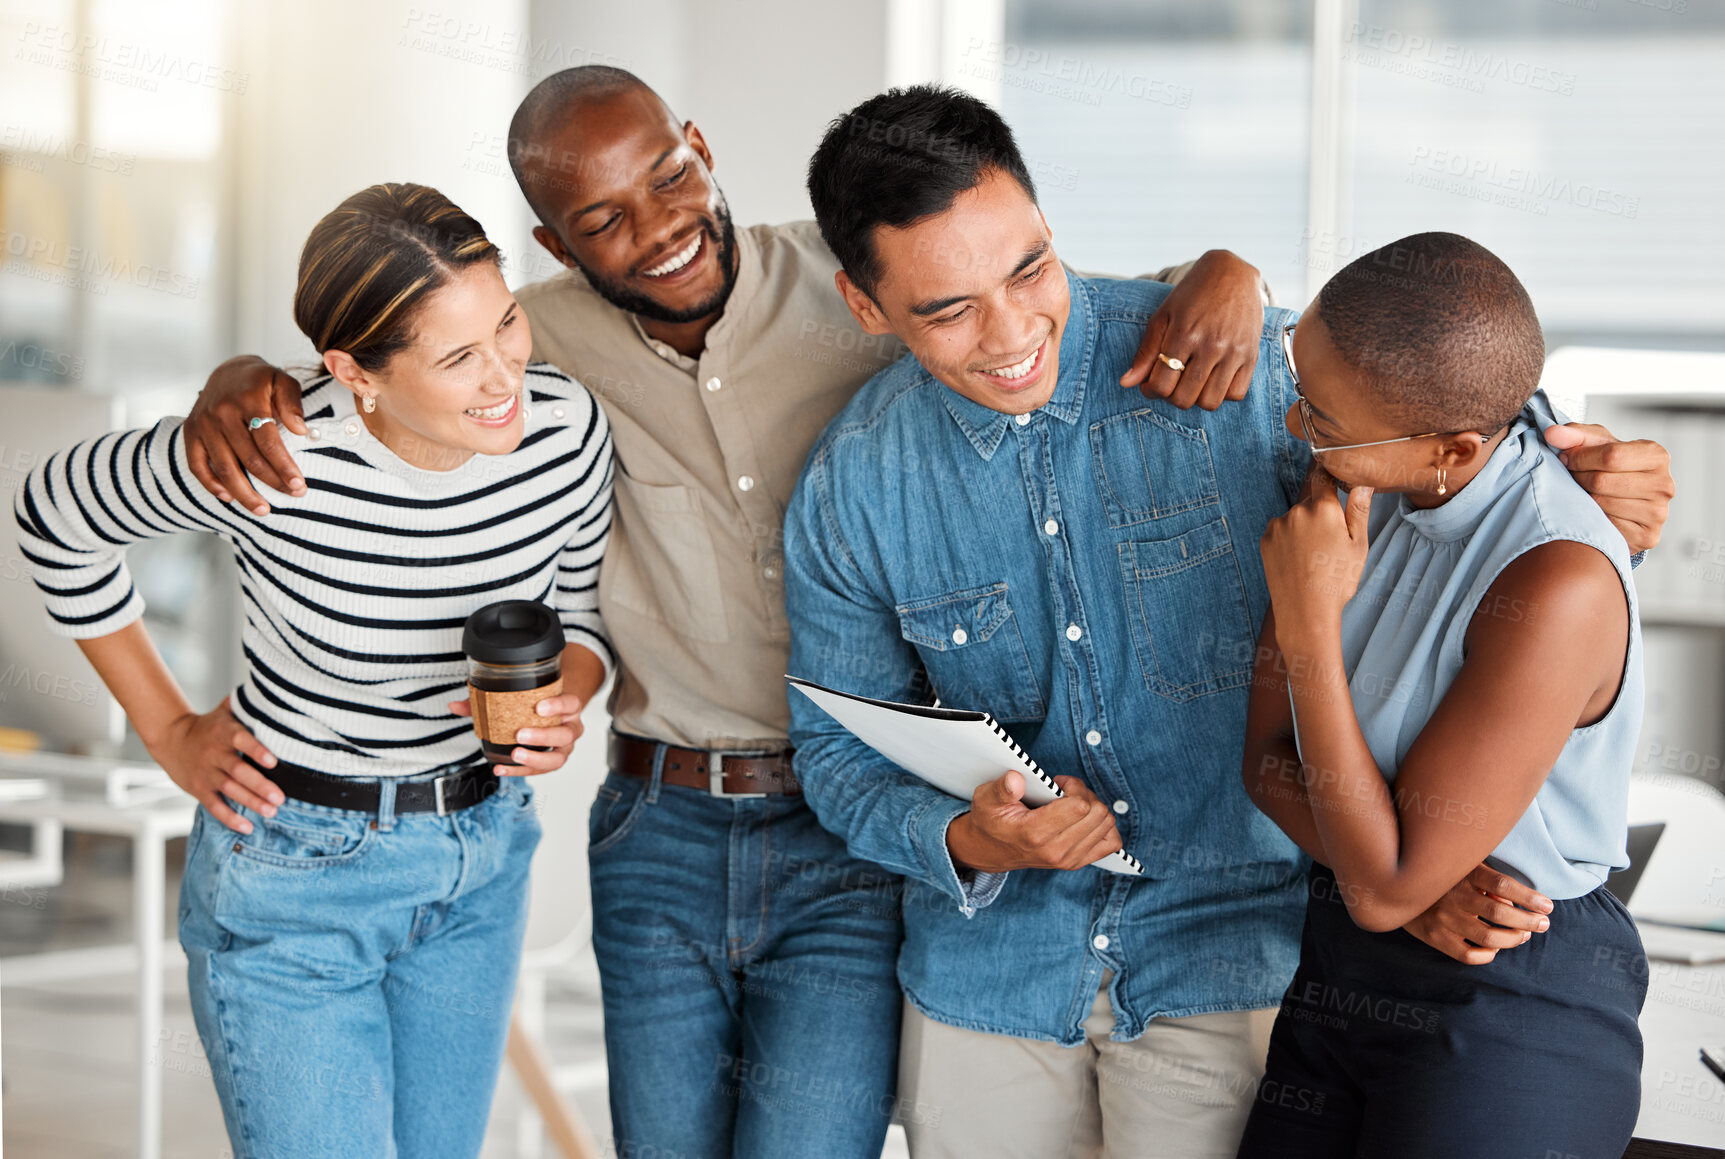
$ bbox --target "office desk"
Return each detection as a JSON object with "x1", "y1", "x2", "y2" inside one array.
[
  {"x1": 0, "y1": 787, "x2": 195, "y2": 1159},
  {"x1": 1635, "y1": 955, "x2": 1725, "y2": 1150}
]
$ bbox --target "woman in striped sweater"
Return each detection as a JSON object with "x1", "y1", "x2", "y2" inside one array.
[{"x1": 15, "y1": 183, "x2": 613, "y2": 1159}]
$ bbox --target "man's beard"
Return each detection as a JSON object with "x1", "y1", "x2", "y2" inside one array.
[{"x1": 571, "y1": 205, "x2": 739, "y2": 325}]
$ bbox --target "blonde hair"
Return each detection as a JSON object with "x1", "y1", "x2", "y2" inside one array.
[{"x1": 293, "y1": 183, "x2": 501, "y2": 372}]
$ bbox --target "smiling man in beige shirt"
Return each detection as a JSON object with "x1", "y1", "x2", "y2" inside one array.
[{"x1": 176, "y1": 66, "x2": 1672, "y2": 1159}]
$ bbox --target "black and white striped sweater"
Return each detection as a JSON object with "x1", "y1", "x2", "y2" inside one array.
[{"x1": 15, "y1": 363, "x2": 613, "y2": 778}]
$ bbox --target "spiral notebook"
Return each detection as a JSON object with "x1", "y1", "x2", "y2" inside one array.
[{"x1": 787, "y1": 676, "x2": 1142, "y2": 876}]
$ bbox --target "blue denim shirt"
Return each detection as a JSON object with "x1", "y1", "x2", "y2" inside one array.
[{"x1": 785, "y1": 272, "x2": 1314, "y2": 1045}]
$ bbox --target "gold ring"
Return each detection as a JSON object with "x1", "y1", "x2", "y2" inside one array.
[{"x1": 1156, "y1": 353, "x2": 1185, "y2": 372}]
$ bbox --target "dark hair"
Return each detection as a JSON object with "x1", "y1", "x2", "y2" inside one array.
[
  {"x1": 1315, "y1": 232, "x2": 1544, "y2": 435},
  {"x1": 807, "y1": 84, "x2": 1037, "y2": 300},
  {"x1": 294, "y1": 183, "x2": 500, "y2": 372},
  {"x1": 508, "y1": 65, "x2": 653, "y2": 226}
]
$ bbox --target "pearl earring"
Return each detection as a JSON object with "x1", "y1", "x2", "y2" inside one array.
[
  {"x1": 1435, "y1": 467, "x2": 1448, "y2": 496},
  {"x1": 362, "y1": 395, "x2": 377, "y2": 414}
]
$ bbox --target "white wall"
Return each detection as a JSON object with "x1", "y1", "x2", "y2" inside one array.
[
  {"x1": 227, "y1": 0, "x2": 536, "y2": 361},
  {"x1": 528, "y1": 0, "x2": 894, "y2": 228},
  {"x1": 226, "y1": 0, "x2": 931, "y2": 345}
]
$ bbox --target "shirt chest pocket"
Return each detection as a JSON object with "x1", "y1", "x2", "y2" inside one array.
[
  {"x1": 1090, "y1": 408, "x2": 1253, "y2": 701},
  {"x1": 1089, "y1": 408, "x2": 1220, "y2": 527},
  {"x1": 896, "y1": 582, "x2": 1046, "y2": 722},
  {"x1": 1118, "y1": 517, "x2": 1256, "y2": 702},
  {"x1": 600, "y1": 468, "x2": 730, "y2": 644}
]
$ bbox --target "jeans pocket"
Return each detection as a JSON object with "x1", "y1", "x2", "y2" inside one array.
[
  {"x1": 587, "y1": 774, "x2": 647, "y2": 857},
  {"x1": 227, "y1": 805, "x2": 374, "y2": 869},
  {"x1": 178, "y1": 808, "x2": 232, "y2": 952},
  {"x1": 486, "y1": 775, "x2": 537, "y2": 812},
  {"x1": 1118, "y1": 516, "x2": 1256, "y2": 701}
]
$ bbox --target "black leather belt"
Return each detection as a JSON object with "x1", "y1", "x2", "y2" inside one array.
[{"x1": 247, "y1": 757, "x2": 500, "y2": 816}]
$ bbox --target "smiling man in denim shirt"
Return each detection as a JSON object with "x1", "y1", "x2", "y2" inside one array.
[{"x1": 784, "y1": 86, "x2": 1674, "y2": 1157}]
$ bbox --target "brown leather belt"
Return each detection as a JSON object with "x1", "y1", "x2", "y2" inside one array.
[{"x1": 608, "y1": 733, "x2": 800, "y2": 797}]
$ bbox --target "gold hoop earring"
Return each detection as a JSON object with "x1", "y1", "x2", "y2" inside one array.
[
  {"x1": 362, "y1": 395, "x2": 377, "y2": 414},
  {"x1": 1435, "y1": 467, "x2": 1448, "y2": 496}
]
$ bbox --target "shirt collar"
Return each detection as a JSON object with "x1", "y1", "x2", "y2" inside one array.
[
  {"x1": 1397, "y1": 414, "x2": 1541, "y2": 543},
  {"x1": 937, "y1": 269, "x2": 1096, "y2": 460}
]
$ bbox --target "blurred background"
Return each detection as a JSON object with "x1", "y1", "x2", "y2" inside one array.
[{"x1": 1, "y1": 0, "x2": 1722, "y2": 1155}]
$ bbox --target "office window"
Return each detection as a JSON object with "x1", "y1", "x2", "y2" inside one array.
[
  {"x1": 1, "y1": 0, "x2": 240, "y2": 733},
  {"x1": 998, "y1": 0, "x2": 1725, "y2": 348},
  {"x1": 0, "y1": 0, "x2": 229, "y2": 395},
  {"x1": 996, "y1": 1, "x2": 1313, "y2": 297},
  {"x1": 1348, "y1": 0, "x2": 1725, "y2": 349}
]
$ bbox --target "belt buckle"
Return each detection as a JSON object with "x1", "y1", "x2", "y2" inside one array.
[
  {"x1": 707, "y1": 753, "x2": 767, "y2": 800},
  {"x1": 433, "y1": 772, "x2": 459, "y2": 816}
]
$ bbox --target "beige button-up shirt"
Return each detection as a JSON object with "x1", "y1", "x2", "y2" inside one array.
[
  {"x1": 516, "y1": 222, "x2": 908, "y2": 749},
  {"x1": 516, "y1": 221, "x2": 1212, "y2": 750}
]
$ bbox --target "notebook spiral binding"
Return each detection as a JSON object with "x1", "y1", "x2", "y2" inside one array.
[
  {"x1": 984, "y1": 715, "x2": 1063, "y2": 796},
  {"x1": 984, "y1": 715, "x2": 1146, "y2": 875}
]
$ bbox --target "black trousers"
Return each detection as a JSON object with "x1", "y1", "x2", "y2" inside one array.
[{"x1": 1236, "y1": 863, "x2": 1647, "y2": 1159}]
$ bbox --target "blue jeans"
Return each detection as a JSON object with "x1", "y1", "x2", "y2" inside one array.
[
  {"x1": 588, "y1": 757, "x2": 905, "y2": 1159},
  {"x1": 177, "y1": 769, "x2": 541, "y2": 1159}
]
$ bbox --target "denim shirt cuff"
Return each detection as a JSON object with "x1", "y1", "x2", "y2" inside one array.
[
  {"x1": 909, "y1": 796, "x2": 1003, "y2": 918},
  {"x1": 958, "y1": 868, "x2": 1009, "y2": 911}
]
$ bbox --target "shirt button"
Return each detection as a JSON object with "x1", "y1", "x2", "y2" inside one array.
[
  {"x1": 1066, "y1": 624, "x2": 1082, "y2": 641},
  {"x1": 344, "y1": 421, "x2": 359, "y2": 436},
  {"x1": 705, "y1": 377, "x2": 722, "y2": 392},
  {"x1": 763, "y1": 566, "x2": 778, "y2": 580},
  {"x1": 551, "y1": 406, "x2": 566, "y2": 420},
  {"x1": 1092, "y1": 934, "x2": 1111, "y2": 951},
  {"x1": 654, "y1": 343, "x2": 673, "y2": 357},
  {"x1": 307, "y1": 428, "x2": 322, "y2": 442},
  {"x1": 1086, "y1": 729, "x2": 1101, "y2": 746},
  {"x1": 1113, "y1": 799, "x2": 1129, "y2": 815},
  {"x1": 1014, "y1": 413, "x2": 1031, "y2": 426},
  {"x1": 737, "y1": 475, "x2": 755, "y2": 492},
  {"x1": 951, "y1": 627, "x2": 968, "y2": 646},
  {"x1": 1043, "y1": 519, "x2": 1059, "y2": 536}
]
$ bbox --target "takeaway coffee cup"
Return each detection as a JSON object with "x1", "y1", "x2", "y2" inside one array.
[{"x1": 462, "y1": 600, "x2": 564, "y2": 764}]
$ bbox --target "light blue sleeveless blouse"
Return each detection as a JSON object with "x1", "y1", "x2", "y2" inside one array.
[{"x1": 1325, "y1": 407, "x2": 1643, "y2": 899}]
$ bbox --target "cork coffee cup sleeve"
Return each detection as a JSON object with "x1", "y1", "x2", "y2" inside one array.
[{"x1": 470, "y1": 677, "x2": 564, "y2": 747}]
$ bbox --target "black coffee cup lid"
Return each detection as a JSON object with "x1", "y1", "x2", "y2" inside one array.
[{"x1": 462, "y1": 600, "x2": 564, "y2": 665}]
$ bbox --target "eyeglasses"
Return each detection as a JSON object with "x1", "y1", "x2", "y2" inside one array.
[{"x1": 1279, "y1": 322, "x2": 1453, "y2": 456}]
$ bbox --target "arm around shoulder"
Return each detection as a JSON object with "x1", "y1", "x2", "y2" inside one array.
[{"x1": 183, "y1": 356, "x2": 309, "y2": 513}]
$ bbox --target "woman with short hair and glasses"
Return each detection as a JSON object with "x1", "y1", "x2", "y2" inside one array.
[{"x1": 1236, "y1": 233, "x2": 1645, "y2": 1158}]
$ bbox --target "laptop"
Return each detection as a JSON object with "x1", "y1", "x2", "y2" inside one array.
[{"x1": 1605, "y1": 822, "x2": 1666, "y2": 905}]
